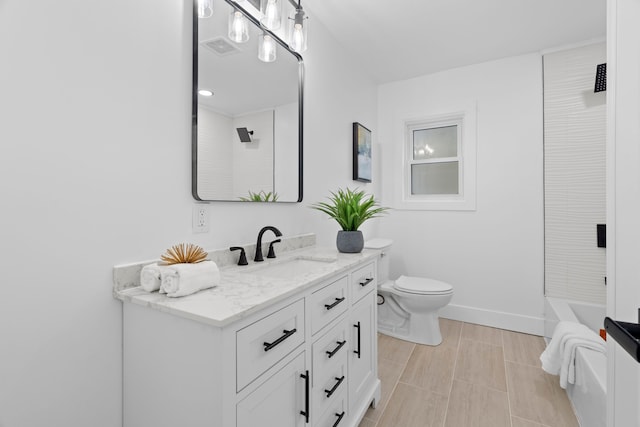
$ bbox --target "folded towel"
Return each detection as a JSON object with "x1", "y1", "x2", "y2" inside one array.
[
  {"x1": 540, "y1": 321, "x2": 585, "y2": 374},
  {"x1": 560, "y1": 333, "x2": 606, "y2": 388},
  {"x1": 540, "y1": 320, "x2": 606, "y2": 389},
  {"x1": 140, "y1": 263, "x2": 169, "y2": 292},
  {"x1": 160, "y1": 260, "x2": 220, "y2": 297}
]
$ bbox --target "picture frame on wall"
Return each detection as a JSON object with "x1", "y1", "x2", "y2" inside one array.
[{"x1": 353, "y1": 122, "x2": 372, "y2": 182}]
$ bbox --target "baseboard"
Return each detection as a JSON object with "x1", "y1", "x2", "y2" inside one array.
[{"x1": 439, "y1": 304, "x2": 545, "y2": 336}]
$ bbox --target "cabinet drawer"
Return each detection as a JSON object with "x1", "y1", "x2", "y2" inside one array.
[
  {"x1": 237, "y1": 299, "x2": 305, "y2": 391},
  {"x1": 312, "y1": 320, "x2": 348, "y2": 379},
  {"x1": 350, "y1": 262, "x2": 376, "y2": 303},
  {"x1": 313, "y1": 358, "x2": 347, "y2": 421},
  {"x1": 310, "y1": 276, "x2": 349, "y2": 335},
  {"x1": 315, "y1": 390, "x2": 347, "y2": 427}
]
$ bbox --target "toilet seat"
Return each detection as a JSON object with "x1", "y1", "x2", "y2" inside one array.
[{"x1": 393, "y1": 275, "x2": 453, "y2": 295}]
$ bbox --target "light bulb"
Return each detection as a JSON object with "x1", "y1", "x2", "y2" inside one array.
[
  {"x1": 197, "y1": 0, "x2": 213, "y2": 18},
  {"x1": 287, "y1": 8, "x2": 307, "y2": 53},
  {"x1": 228, "y1": 11, "x2": 249, "y2": 43},
  {"x1": 258, "y1": 34, "x2": 277, "y2": 62},
  {"x1": 290, "y1": 23, "x2": 304, "y2": 52},
  {"x1": 260, "y1": 0, "x2": 281, "y2": 30}
]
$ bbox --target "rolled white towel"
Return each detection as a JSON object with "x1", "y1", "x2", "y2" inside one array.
[
  {"x1": 140, "y1": 263, "x2": 169, "y2": 292},
  {"x1": 160, "y1": 260, "x2": 220, "y2": 297}
]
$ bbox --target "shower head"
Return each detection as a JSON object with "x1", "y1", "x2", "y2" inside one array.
[
  {"x1": 236, "y1": 127, "x2": 254, "y2": 143},
  {"x1": 594, "y1": 63, "x2": 606, "y2": 93}
]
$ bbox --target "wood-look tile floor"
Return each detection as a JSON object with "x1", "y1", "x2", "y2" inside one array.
[{"x1": 358, "y1": 319, "x2": 579, "y2": 427}]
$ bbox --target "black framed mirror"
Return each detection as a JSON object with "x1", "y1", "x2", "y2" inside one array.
[{"x1": 192, "y1": 0, "x2": 303, "y2": 202}]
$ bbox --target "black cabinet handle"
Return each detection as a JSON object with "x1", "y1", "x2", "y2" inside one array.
[
  {"x1": 326, "y1": 340, "x2": 346, "y2": 359},
  {"x1": 324, "y1": 375, "x2": 345, "y2": 398},
  {"x1": 263, "y1": 328, "x2": 297, "y2": 352},
  {"x1": 324, "y1": 297, "x2": 346, "y2": 310},
  {"x1": 353, "y1": 322, "x2": 361, "y2": 358},
  {"x1": 332, "y1": 411, "x2": 345, "y2": 427},
  {"x1": 300, "y1": 370, "x2": 309, "y2": 423},
  {"x1": 359, "y1": 277, "x2": 374, "y2": 287}
]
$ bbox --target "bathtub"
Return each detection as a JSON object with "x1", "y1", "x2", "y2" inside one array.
[{"x1": 544, "y1": 297, "x2": 607, "y2": 427}]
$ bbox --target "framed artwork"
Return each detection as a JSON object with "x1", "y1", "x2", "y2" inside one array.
[{"x1": 353, "y1": 122, "x2": 372, "y2": 182}]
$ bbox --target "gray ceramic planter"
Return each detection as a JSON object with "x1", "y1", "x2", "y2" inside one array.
[{"x1": 336, "y1": 230, "x2": 364, "y2": 253}]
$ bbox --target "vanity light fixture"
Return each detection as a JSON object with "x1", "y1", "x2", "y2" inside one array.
[
  {"x1": 197, "y1": 0, "x2": 213, "y2": 18},
  {"x1": 260, "y1": 0, "x2": 282, "y2": 30},
  {"x1": 198, "y1": 89, "x2": 214, "y2": 96},
  {"x1": 287, "y1": 0, "x2": 307, "y2": 53},
  {"x1": 258, "y1": 33, "x2": 277, "y2": 62},
  {"x1": 228, "y1": 10, "x2": 250, "y2": 43}
]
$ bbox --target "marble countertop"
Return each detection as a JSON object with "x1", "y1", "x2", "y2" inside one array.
[{"x1": 114, "y1": 245, "x2": 378, "y2": 328}]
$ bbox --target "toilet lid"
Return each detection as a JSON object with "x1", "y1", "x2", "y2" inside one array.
[
  {"x1": 394, "y1": 275, "x2": 453, "y2": 295},
  {"x1": 364, "y1": 238, "x2": 393, "y2": 250}
]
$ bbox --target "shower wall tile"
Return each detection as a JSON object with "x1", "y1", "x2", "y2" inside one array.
[{"x1": 543, "y1": 43, "x2": 607, "y2": 305}]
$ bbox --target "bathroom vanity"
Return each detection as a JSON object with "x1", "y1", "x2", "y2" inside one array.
[{"x1": 114, "y1": 240, "x2": 380, "y2": 427}]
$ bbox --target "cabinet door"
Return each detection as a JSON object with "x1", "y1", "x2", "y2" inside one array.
[
  {"x1": 348, "y1": 292, "x2": 376, "y2": 413},
  {"x1": 237, "y1": 352, "x2": 308, "y2": 427}
]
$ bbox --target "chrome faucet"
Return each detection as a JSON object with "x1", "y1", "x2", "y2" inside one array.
[{"x1": 254, "y1": 226, "x2": 283, "y2": 262}]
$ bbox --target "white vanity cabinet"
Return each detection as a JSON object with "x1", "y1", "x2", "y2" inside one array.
[
  {"x1": 121, "y1": 256, "x2": 380, "y2": 427},
  {"x1": 348, "y1": 262, "x2": 378, "y2": 419},
  {"x1": 349, "y1": 292, "x2": 377, "y2": 416}
]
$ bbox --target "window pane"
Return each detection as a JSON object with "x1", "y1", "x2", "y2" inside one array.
[
  {"x1": 413, "y1": 125, "x2": 458, "y2": 160},
  {"x1": 411, "y1": 162, "x2": 459, "y2": 195}
]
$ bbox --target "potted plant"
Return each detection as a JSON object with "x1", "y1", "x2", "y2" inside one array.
[{"x1": 311, "y1": 188, "x2": 389, "y2": 253}]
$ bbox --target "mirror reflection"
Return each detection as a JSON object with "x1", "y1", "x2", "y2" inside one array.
[{"x1": 192, "y1": 0, "x2": 303, "y2": 202}]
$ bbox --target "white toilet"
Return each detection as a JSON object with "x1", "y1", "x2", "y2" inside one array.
[{"x1": 365, "y1": 239, "x2": 454, "y2": 346}]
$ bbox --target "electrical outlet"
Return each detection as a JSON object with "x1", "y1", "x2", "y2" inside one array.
[{"x1": 192, "y1": 205, "x2": 209, "y2": 233}]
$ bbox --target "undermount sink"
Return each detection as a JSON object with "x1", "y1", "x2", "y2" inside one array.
[{"x1": 243, "y1": 257, "x2": 336, "y2": 279}]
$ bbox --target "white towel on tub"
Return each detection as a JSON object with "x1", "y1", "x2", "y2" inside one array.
[
  {"x1": 160, "y1": 261, "x2": 220, "y2": 297},
  {"x1": 540, "y1": 320, "x2": 606, "y2": 389},
  {"x1": 140, "y1": 263, "x2": 169, "y2": 292},
  {"x1": 560, "y1": 332, "x2": 606, "y2": 388}
]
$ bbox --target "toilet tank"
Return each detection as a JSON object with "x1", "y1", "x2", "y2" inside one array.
[{"x1": 364, "y1": 238, "x2": 393, "y2": 284}]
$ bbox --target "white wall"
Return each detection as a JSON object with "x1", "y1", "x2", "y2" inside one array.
[
  {"x1": 301, "y1": 22, "x2": 381, "y2": 246},
  {"x1": 378, "y1": 54, "x2": 545, "y2": 334},
  {"x1": 197, "y1": 106, "x2": 234, "y2": 199},
  {"x1": 0, "y1": 1, "x2": 377, "y2": 426},
  {"x1": 232, "y1": 110, "x2": 274, "y2": 198},
  {"x1": 274, "y1": 102, "x2": 299, "y2": 200}
]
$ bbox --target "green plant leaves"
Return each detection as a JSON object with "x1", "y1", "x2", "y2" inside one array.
[
  {"x1": 239, "y1": 190, "x2": 279, "y2": 202},
  {"x1": 310, "y1": 188, "x2": 389, "y2": 231}
]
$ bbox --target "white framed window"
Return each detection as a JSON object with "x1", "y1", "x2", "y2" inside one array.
[{"x1": 395, "y1": 103, "x2": 477, "y2": 211}]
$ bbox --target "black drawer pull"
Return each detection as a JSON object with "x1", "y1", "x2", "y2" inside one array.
[
  {"x1": 359, "y1": 277, "x2": 374, "y2": 287},
  {"x1": 353, "y1": 322, "x2": 361, "y2": 358},
  {"x1": 326, "y1": 340, "x2": 346, "y2": 358},
  {"x1": 324, "y1": 375, "x2": 345, "y2": 398},
  {"x1": 332, "y1": 411, "x2": 345, "y2": 427},
  {"x1": 263, "y1": 328, "x2": 297, "y2": 352},
  {"x1": 300, "y1": 370, "x2": 310, "y2": 423},
  {"x1": 324, "y1": 297, "x2": 346, "y2": 310}
]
